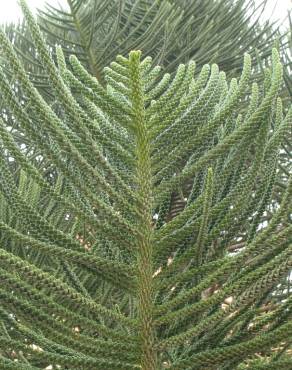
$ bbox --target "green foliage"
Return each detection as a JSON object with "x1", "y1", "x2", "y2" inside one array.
[
  {"x1": 1, "y1": 0, "x2": 290, "y2": 224},
  {"x1": 2, "y1": 0, "x2": 283, "y2": 86},
  {"x1": 0, "y1": 1, "x2": 291, "y2": 369}
]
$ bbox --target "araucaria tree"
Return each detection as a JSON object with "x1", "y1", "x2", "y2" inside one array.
[{"x1": 0, "y1": 1, "x2": 291, "y2": 369}]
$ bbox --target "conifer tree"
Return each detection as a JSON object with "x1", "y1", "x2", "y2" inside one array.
[
  {"x1": 0, "y1": 1, "x2": 291, "y2": 369},
  {"x1": 1, "y1": 0, "x2": 290, "y2": 220}
]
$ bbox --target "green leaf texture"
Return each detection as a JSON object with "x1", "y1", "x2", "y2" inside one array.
[{"x1": 0, "y1": 1, "x2": 291, "y2": 369}]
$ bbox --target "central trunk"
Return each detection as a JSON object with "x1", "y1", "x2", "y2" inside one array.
[{"x1": 129, "y1": 51, "x2": 157, "y2": 370}]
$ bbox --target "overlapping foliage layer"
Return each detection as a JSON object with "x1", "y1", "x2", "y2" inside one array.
[
  {"x1": 0, "y1": 1, "x2": 291, "y2": 369},
  {"x1": 2, "y1": 0, "x2": 283, "y2": 92}
]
